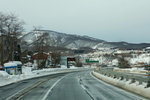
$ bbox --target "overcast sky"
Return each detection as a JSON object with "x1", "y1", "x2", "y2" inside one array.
[{"x1": 0, "y1": 0, "x2": 150, "y2": 43}]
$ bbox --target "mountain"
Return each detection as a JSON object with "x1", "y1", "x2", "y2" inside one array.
[
  {"x1": 20, "y1": 30, "x2": 109, "y2": 51},
  {"x1": 20, "y1": 30, "x2": 150, "y2": 52},
  {"x1": 106, "y1": 42, "x2": 150, "y2": 50}
]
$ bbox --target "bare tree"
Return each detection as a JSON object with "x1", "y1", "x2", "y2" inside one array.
[
  {"x1": 118, "y1": 56, "x2": 130, "y2": 68},
  {"x1": 0, "y1": 12, "x2": 24, "y2": 64},
  {"x1": 51, "y1": 52, "x2": 61, "y2": 68},
  {"x1": 0, "y1": 12, "x2": 24, "y2": 36}
]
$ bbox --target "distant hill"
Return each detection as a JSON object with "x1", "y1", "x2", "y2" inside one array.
[
  {"x1": 20, "y1": 30, "x2": 150, "y2": 52},
  {"x1": 106, "y1": 42, "x2": 150, "y2": 50}
]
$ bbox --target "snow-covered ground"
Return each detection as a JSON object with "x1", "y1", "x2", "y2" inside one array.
[
  {"x1": 130, "y1": 53, "x2": 150, "y2": 65},
  {"x1": 0, "y1": 65, "x2": 86, "y2": 87},
  {"x1": 113, "y1": 67, "x2": 148, "y2": 74},
  {"x1": 82, "y1": 50, "x2": 150, "y2": 68}
]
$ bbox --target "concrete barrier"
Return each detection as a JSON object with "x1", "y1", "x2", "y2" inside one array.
[{"x1": 92, "y1": 71, "x2": 150, "y2": 99}]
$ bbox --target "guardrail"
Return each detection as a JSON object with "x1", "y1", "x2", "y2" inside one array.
[{"x1": 95, "y1": 68, "x2": 150, "y2": 88}]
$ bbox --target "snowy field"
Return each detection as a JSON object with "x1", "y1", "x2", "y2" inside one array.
[
  {"x1": 113, "y1": 67, "x2": 148, "y2": 74},
  {"x1": 0, "y1": 65, "x2": 87, "y2": 86},
  {"x1": 82, "y1": 51, "x2": 150, "y2": 68},
  {"x1": 130, "y1": 54, "x2": 150, "y2": 65}
]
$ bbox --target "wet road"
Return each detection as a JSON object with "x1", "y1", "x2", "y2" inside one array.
[{"x1": 0, "y1": 71, "x2": 147, "y2": 100}]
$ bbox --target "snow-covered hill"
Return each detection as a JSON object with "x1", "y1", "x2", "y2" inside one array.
[
  {"x1": 20, "y1": 30, "x2": 150, "y2": 51},
  {"x1": 20, "y1": 30, "x2": 113, "y2": 50}
]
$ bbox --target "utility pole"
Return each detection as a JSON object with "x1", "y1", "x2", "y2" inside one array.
[
  {"x1": 34, "y1": 29, "x2": 43, "y2": 69},
  {"x1": 0, "y1": 34, "x2": 4, "y2": 66},
  {"x1": 35, "y1": 30, "x2": 40, "y2": 68},
  {"x1": 11, "y1": 34, "x2": 14, "y2": 61}
]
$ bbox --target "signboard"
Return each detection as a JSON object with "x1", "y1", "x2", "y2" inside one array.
[
  {"x1": 86, "y1": 59, "x2": 99, "y2": 63},
  {"x1": 67, "y1": 58, "x2": 76, "y2": 61},
  {"x1": 67, "y1": 57, "x2": 76, "y2": 68}
]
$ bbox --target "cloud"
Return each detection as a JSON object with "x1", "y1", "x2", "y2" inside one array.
[{"x1": 0, "y1": 0, "x2": 150, "y2": 43}]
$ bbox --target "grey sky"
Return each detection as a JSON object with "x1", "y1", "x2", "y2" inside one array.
[{"x1": 0, "y1": 0, "x2": 150, "y2": 43}]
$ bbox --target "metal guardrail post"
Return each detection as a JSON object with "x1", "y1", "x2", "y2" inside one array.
[
  {"x1": 147, "y1": 81, "x2": 150, "y2": 88},
  {"x1": 113, "y1": 75, "x2": 116, "y2": 78},
  {"x1": 130, "y1": 78, "x2": 136, "y2": 84},
  {"x1": 95, "y1": 68, "x2": 150, "y2": 88},
  {"x1": 97, "y1": 69, "x2": 149, "y2": 87},
  {"x1": 146, "y1": 76, "x2": 150, "y2": 88},
  {"x1": 120, "y1": 76, "x2": 124, "y2": 80}
]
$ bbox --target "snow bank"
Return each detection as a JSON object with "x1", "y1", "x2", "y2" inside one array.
[
  {"x1": 4, "y1": 62, "x2": 17, "y2": 67},
  {"x1": 61, "y1": 65, "x2": 67, "y2": 68},
  {"x1": 22, "y1": 67, "x2": 33, "y2": 75},
  {"x1": 0, "y1": 66, "x2": 86, "y2": 86},
  {"x1": 0, "y1": 71, "x2": 9, "y2": 77},
  {"x1": 113, "y1": 67, "x2": 148, "y2": 74},
  {"x1": 69, "y1": 65, "x2": 78, "y2": 69},
  {"x1": 12, "y1": 61, "x2": 22, "y2": 65},
  {"x1": 92, "y1": 71, "x2": 150, "y2": 99},
  {"x1": 24, "y1": 62, "x2": 33, "y2": 67},
  {"x1": 4, "y1": 61, "x2": 22, "y2": 67},
  {"x1": 130, "y1": 54, "x2": 150, "y2": 65},
  {"x1": 112, "y1": 59, "x2": 118, "y2": 66}
]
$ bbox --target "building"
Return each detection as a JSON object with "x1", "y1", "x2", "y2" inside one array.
[
  {"x1": 4, "y1": 61, "x2": 22, "y2": 75},
  {"x1": 60, "y1": 56, "x2": 67, "y2": 66},
  {"x1": 32, "y1": 52, "x2": 49, "y2": 69}
]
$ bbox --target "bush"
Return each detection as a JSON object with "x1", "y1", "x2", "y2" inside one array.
[{"x1": 118, "y1": 56, "x2": 130, "y2": 68}]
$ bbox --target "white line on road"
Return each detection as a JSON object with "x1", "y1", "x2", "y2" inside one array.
[
  {"x1": 90, "y1": 71, "x2": 118, "y2": 88},
  {"x1": 90, "y1": 72, "x2": 148, "y2": 100},
  {"x1": 77, "y1": 75, "x2": 95, "y2": 100},
  {"x1": 5, "y1": 87, "x2": 29, "y2": 100},
  {"x1": 42, "y1": 75, "x2": 66, "y2": 100},
  {"x1": 6, "y1": 81, "x2": 43, "y2": 100}
]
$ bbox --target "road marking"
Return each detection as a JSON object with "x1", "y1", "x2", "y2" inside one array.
[
  {"x1": 77, "y1": 75, "x2": 95, "y2": 100},
  {"x1": 90, "y1": 71, "x2": 113, "y2": 87},
  {"x1": 42, "y1": 75, "x2": 66, "y2": 100},
  {"x1": 80, "y1": 84, "x2": 95, "y2": 100},
  {"x1": 6, "y1": 81, "x2": 44, "y2": 100},
  {"x1": 90, "y1": 72, "x2": 148, "y2": 100},
  {"x1": 5, "y1": 87, "x2": 29, "y2": 100}
]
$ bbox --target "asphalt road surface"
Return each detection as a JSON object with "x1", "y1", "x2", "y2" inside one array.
[{"x1": 0, "y1": 70, "x2": 148, "y2": 100}]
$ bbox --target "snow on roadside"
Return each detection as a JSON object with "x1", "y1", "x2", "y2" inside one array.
[
  {"x1": 0, "y1": 65, "x2": 85, "y2": 87},
  {"x1": 130, "y1": 54, "x2": 150, "y2": 65},
  {"x1": 0, "y1": 71, "x2": 9, "y2": 77},
  {"x1": 113, "y1": 67, "x2": 148, "y2": 74},
  {"x1": 93, "y1": 71, "x2": 150, "y2": 99}
]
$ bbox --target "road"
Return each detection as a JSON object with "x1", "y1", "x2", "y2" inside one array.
[{"x1": 0, "y1": 70, "x2": 148, "y2": 100}]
